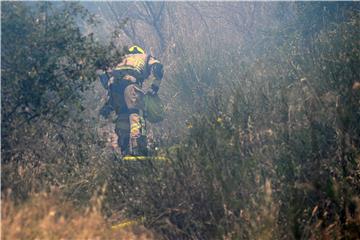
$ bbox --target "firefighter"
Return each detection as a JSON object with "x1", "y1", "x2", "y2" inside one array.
[{"x1": 98, "y1": 45, "x2": 163, "y2": 156}]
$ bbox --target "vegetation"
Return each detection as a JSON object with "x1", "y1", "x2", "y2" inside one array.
[
  {"x1": 2, "y1": 191, "x2": 156, "y2": 239},
  {"x1": 1, "y1": 1, "x2": 122, "y2": 203},
  {"x1": 2, "y1": 2, "x2": 360, "y2": 240}
]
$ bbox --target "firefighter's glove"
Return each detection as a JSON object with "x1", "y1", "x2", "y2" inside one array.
[
  {"x1": 150, "y1": 84, "x2": 159, "y2": 95},
  {"x1": 99, "y1": 104, "x2": 113, "y2": 119}
]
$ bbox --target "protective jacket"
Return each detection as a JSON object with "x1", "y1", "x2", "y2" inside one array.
[
  {"x1": 114, "y1": 53, "x2": 163, "y2": 87},
  {"x1": 99, "y1": 53, "x2": 163, "y2": 116}
]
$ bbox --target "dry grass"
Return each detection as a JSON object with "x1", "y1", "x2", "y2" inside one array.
[{"x1": 1, "y1": 191, "x2": 158, "y2": 240}]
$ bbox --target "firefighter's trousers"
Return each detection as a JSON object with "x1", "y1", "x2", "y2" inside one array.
[{"x1": 115, "y1": 84, "x2": 146, "y2": 155}]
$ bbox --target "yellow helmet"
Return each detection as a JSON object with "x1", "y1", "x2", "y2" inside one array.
[{"x1": 128, "y1": 45, "x2": 145, "y2": 54}]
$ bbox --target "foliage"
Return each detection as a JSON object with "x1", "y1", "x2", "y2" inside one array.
[
  {"x1": 1, "y1": 2, "x2": 360, "y2": 240},
  {"x1": 106, "y1": 3, "x2": 360, "y2": 239},
  {"x1": 1, "y1": 191, "x2": 156, "y2": 239},
  {"x1": 1, "y1": 2, "x2": 122, "y2": 201}
]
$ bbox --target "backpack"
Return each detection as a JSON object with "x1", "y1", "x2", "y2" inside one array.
[{"x1": 143, "y1": 93, "x2": 165, "y2": 123}]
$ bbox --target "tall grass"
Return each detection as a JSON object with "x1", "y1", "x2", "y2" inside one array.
[{"x1": 1, "y1": 190, "x2": 157, "y2": 240}]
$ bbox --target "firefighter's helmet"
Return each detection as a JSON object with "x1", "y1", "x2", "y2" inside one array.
[{"x1": 128, "y1": 45, "x2": 145, "y2": 54}]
